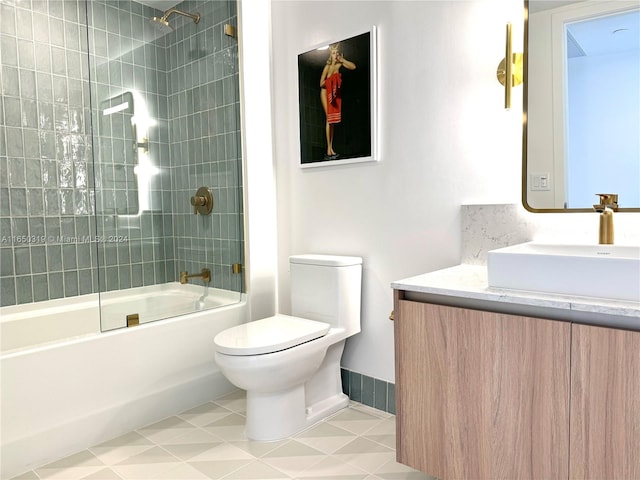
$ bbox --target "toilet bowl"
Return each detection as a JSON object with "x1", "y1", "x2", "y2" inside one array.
[
  {"x1": 214, "y1": 315, "x2": 349, "y2": 440},
  {"x1": 213, "y1": 254, "x2": 362, "y2": 441}
]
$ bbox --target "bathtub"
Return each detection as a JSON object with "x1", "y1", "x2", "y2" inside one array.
[{"x1": 0, "y1": 284, "x2": 247, "y2": 479}]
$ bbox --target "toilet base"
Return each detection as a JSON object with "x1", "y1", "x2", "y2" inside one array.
[
  {"x1": 305, "y1": 391, "x2": 350, "y2": 425},
  {"x1": 244, "y1": 339, "x2": 350, "y2": 441},
  {"x1": 245, "y1": 387, "x2": 349, "y2": 441}
]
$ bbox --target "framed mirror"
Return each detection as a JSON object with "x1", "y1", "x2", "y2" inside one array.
[{"x1": 523, "y1": 0, "x2": 640, "y2": 212}]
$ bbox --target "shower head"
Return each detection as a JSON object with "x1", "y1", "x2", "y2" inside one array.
[
  {"x1": 150, "y1": 16, "x2": 173, "y2": 33},
  {"x1": 150, "y1": 8, "x2": 200, "y2": 32}
]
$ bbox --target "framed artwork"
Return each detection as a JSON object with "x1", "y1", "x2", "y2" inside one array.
[{"x1": 297, "y1": 26, "x2": 377, "y2": 168}]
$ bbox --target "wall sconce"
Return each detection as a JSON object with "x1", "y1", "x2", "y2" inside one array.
[{"x1": 496, "y1": 23, "x2": 523, "y2": 110}]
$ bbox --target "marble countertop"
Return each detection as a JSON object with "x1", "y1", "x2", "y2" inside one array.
[{"x1": 392, "y1": 264, "x2": 640, "y2": 330}]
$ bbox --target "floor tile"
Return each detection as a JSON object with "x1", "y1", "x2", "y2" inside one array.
[
  {"x1": 79, "y1": 467, "x2": 123, "y2": 479},
  {"x1": 350, "y1": 401, "x2": 394, "y2": 419},
  {"x1": 302, "y1": 476, "x2": 370, "y2": 480},
  {"x1": 326, "y1": 408, "x2": 387, "y2": 435},
  {"x1": 364, "y1": 434, "x2": 396, "y2": 450},
  {"x1": 10, "y1": 471, "x2": 41, "y2": 480},
  {"x1": 35, "y1": 450, "x2": 106, "y2": 480},
  {"x1": 296, "y1": 420, "x2": 356, "y2": 439},
  {"x1": 110, "y1": 446, "x2": 181, "y2": 479},
  {"x1": 136, "y1": 416, "x2": 198, "y2": 444},
  {"x1": 334, "y1": 437, "x2": 396, "y2": 473},
  {"x1": 188, "y1": 459, "x2": 253, "y2": 479},
  {"x1": 213, "y1": 390, "x2": 247, "y2": 415},
  {"x1": 111, "y1": 463, "x2": 180, "y2": 480},
  {"x1": 363, "y1": 417, "x2": 397, "y2": 449},
  {"x1": 256, "y1": 439, "x2": 327, "y2": 477},
  {"x1": 16, "y1": 393, "x2": 433, "y2": 480},
  {"x1": 230, "y1": 439, "x2": 290, "y2": 458},
  {"x1": 114, "y1": 446, "x2": 179, "y2": 466},
  {"x1": 36, "y1": 450, "x2": 103, "y2": 469},
  {"x1": 90, "y1": 432, "x2": 155, "y2": 465},
  {"x1": 202, "y1": 413, "x2": 248, "y2": 442},
  {"x1": 364, "y1": 417, "x2": 397, "y2": 436},
  {"x1": 188, "y1": 442, "x2": 256, "y2": 462},
  {"x1": 336, "y1": 437, "x2": 394, "y2": 455},
  {"x1": 153, "y1": 462, "x2": 212, "y2": 479},
  {"x1": 343, "y1": 453, "x2": 399, "y2": 475},
  {"x1": 295, "y1": 433, "x2": 357, "y2": 455},
  {"x1": 262, "y1": 439, "x2": 326, "y2": 458},
  {"x1": 294, "y1": 421, "x2": 358, "y2": 453},
  {"x1": 178, "y1": 402, "x2": 237, "y2": 427},
  {"x1": 157, "y1": 428, "x2": 225, "y2": 461},
  {"x1": 375, "y1": 458, "x2": 438, "y2": 479},
  {"x1": 295, "y1": 455, "x2": 369, "y2": 478},
  {"x1": 220, "y1": 460, "x2": 290, "y2": 479}
]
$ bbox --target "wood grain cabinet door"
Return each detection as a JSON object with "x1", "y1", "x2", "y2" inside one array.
[
  {"x1": 394, "y1": 300, "x2": 570, "y2": 480},
  {"x1": 570, "y1": 324, "x2": 640, "y2": 480}
]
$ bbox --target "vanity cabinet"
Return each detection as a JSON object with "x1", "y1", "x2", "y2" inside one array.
[
  {"x1": 394, "y1": 298, "x2": 570, "y2": 479},
  {"x1": 570, "y1": 324, "x2": 640, "y2": 479},
  {"x1": 394, "y1": 294, "x2": 640, "y2": 480}
]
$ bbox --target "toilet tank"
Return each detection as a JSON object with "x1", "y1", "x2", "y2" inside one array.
[{"x1": 290, "y1": 255, "x2": 362, "y2": 336}]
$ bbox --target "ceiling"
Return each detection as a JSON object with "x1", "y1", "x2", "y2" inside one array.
[
  {"x1": 530, "y1": 1, "x2": 640, "y2": 57},
  {"x1": 141, "y1": 0, "x2": 638, "y2": 58},
  {"x1": 568, "y1": 9, "x2": 640, "y2": 57},
  {"x1": 137, "y1": 0, "x2": 179, "y2": 12},
  {"x1": 528, "y1": 1, "x2": 583, "y2": 14}
]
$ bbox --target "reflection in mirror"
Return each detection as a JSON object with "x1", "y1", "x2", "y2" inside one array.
[
  {"x1": 98, "y1": 92, "x2": 139, "y2": 215},
  {"x1": 524, "y1": 0, "x2": 640, "y2": 211},
  {"x1": 98, "y1": 92, "x2": 159, "y2": 216}
]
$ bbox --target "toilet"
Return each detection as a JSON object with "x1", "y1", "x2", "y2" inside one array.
[{"x1": 213, "y1": 254, "x2": 362, "y2": 441}]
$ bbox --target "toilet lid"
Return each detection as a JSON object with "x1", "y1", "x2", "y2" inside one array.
[{"x1": 214, "y1": 314, "x2": 331, "y2": 356}]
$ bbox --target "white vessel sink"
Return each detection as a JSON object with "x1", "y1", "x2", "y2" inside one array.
[{"x1": 487, "y1": 243, "x2": 640, "y2": 302}]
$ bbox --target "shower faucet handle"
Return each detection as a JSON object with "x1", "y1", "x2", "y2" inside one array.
[
  {"x1": 190, "y1": 187, "x2": 213, "y2": 215},
  {"x1": 191, "y1": 195, "x2": 207, "y2": 209}
]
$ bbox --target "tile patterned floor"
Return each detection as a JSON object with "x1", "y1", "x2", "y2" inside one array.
[{"x1": 12, "y1": 391, "x2": 435, "y2": 480}]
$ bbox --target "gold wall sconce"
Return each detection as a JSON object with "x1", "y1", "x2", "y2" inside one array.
[{"x1": 496, "y1": 23, "x2": 523, "y2": 110}]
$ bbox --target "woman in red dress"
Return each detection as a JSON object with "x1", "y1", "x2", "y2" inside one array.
[{"x1": 319, "y1": 44, "x2": 356, "y2": 160}]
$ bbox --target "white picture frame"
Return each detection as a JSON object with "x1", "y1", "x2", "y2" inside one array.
[{"x1": 297, "y1": 26, "x2": 378, "y2": 168}]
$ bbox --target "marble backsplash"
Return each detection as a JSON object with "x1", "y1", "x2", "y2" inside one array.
[{"x1": 461, "y1": 204, "x2": 640, "y2": 265}]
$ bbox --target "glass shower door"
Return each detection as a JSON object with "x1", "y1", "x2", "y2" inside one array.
[{"x1": 85, "y1": 0, "x2": 244, "y2": 331}]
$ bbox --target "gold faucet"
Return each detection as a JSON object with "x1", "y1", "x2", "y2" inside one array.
[
  {"x1": 593, "y1": 194, "x2": 618, "y2": 245},
  {"x1": 180, "y1": 268, "x2": 211, "y2": 284}
]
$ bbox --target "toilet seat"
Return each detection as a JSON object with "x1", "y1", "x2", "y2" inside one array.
[{"x1": 214, "y1": 314, "x2": 330, "y2": 356}]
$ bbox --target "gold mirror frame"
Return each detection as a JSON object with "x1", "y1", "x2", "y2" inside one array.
[{"x1": 522, "y1": 0, "x2": 640, "y2": 213}]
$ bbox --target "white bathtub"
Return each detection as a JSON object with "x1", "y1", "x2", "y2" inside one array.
[{"x1": 0, "y1": 285, "x2": 247, "y2": 479}]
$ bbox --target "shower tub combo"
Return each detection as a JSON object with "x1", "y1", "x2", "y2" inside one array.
[
  {"x1": 0, "y1": 0, "x2": 246, "y2": 476},
  {"x1": 0, "y1": 285, "x2": 247, "y2": 479}
]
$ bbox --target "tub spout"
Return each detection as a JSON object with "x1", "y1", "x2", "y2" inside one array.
[{"x1": 180, "y1": 268, "x2": 211, "y2": 284}]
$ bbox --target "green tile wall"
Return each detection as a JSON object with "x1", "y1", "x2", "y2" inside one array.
[
  {"x1": 341, "y1": 367, "x2": 396, "y2": 415},
  {"x1": 0, "y1": 0, "x2": 243, "y2": 306}
]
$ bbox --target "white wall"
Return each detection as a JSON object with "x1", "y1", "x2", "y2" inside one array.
[
  {"x1": 269, "y1": 0, "x2": 524, "y2": 382},
  {"x1": 240, "y1": 0, "x2": 639, "y2": 384},
  {"x1": 238, "y1": 0, "x2": 279, "y2": 321}
]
